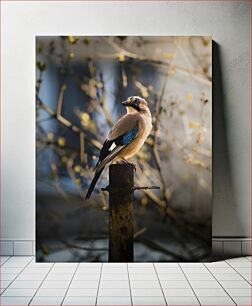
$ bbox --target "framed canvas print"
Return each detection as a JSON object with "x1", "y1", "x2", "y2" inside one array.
[{"x1": 36, "y1": 36, "x2": 212, "y2": 262}]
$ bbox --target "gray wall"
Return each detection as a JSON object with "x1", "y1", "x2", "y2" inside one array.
[{"x1": 1, "y1": 1, "x2": 250, "y2": 241}]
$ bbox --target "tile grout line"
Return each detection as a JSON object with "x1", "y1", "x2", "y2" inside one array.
[
  {"x1": 28, "y1": 261, "x2": 55, "y2": 305},
  {"x1": 153, "y1": 262, "x2": 168, "y2": 306},
  {"x1": 0, "y1": 255, "x2": 12, "y2": 266},
  {"x1": 225, "y1": 260, "x2": 252, "y2": 286},
  {"x1": 61, "y1": 263, "x2": 80, "y2": 306},
  {"x1": 0, "y1": 256, "x2": 34, "y2": 297},
  {"x1": 1, "y1": 258, "x2": 251, "y2": 305},
  {"x1": 244, "y1": 256, "x2": 251, "y2": 262},
  {"x1": 0, "y1": 255, "x2": 13, "y2": 291},
  {"x1": 203, "y1": 263, "x2": 238, "y2": 305},
  {"x1": 178, "y1": 263, "x2": 202, "y2": 306},
  {"x1": 95, "y1": 262, "x2": 103, "y2": 306},
  {"x1": 126, "y1": 263, "x2": 133, "y2": 306}
]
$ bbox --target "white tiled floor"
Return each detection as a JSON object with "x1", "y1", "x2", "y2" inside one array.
[{"x1": 0, "y1": 256, "x2": 251, "y2": 305}]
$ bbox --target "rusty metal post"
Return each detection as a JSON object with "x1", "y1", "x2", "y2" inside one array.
[{"x1": 108, "y1": 164, "x2": 134, "y2": 262}]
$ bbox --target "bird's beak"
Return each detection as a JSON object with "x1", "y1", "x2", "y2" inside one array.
[{"x1": 122, "y1": 100, "x2": 131, "y2": 107}]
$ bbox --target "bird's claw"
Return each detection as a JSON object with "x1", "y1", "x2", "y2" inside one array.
[
  {"x1": 118, "y1": 159, "x2": 136, "y2": 171},
  {"x1": 128, "y1": 162, "x2": 136, "y2": 172}
]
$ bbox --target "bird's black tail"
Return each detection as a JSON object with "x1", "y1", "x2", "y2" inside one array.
[{"x1": 85, "y1": 168, "x2": 104, "y2": 200}]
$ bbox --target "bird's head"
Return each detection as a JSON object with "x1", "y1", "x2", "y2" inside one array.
[{"x1": 122, "y1": 96, "x2": 149, "y2": 114}]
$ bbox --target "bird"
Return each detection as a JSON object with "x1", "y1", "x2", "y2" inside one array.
[{"x1": 85, "y1": 96, "x2": 152, "y2": 200}]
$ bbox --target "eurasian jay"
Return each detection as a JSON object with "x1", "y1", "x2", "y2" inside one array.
[{"x1": 85, "y1": 96, "x2": 152, "y2": 200}]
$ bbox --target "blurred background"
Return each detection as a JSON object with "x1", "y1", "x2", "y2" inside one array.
[{"x1": 36, "y1": 36, "x2": 212, "y2": 262}]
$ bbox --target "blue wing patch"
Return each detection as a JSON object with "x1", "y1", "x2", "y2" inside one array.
[{"x1": 122, "y1": 126, "x2": 138, "y2": 145}]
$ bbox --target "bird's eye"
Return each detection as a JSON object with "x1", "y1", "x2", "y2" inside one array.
[{"x1": 135, "y1": 98, "x2": 140, "y2": 105}]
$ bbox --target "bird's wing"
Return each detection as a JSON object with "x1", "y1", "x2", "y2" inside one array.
[
  {"x1": 95, "y1": 114, "x2": 139, "y2": 173},
  {"x1": 108, "y1": 114, "x2": 139, "y2": 141}
]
